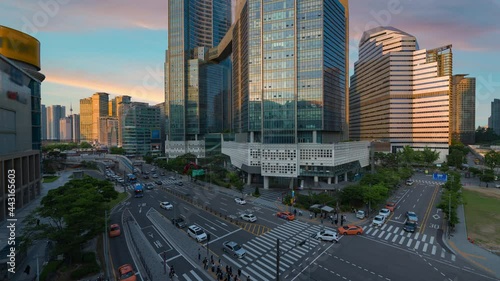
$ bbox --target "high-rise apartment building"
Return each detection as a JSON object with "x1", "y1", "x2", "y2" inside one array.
[
  {"x1": 222, "y1": 0, "x2": 369, "y2": 189},
  {"x1": 79, "y1": 92, "x2": 109, "y2": 144},
  {"x1": 120, "y1": 101, "x2": 161, "y2": 155},
  {"x1": 165, "y1": 0, "x2": 232, "y2": 159},
  {"x1": 490, "y1": 99, "x2": 500, "y2": 136},
  {"x1": 349, "y1": 27, "x2": 450, "y2": 162},
  {"x1": 46, "y1": 105, "x2": 66, "y2": 140},
  {"x1": 79, "y1": 97, "x2": 93, "y2": 142},
  {"x1": 41, "y1": 104, "x2": 47, "y2": 140},
  {"x1": 59, "y1": 116, "x2": 72, "y2": 141},
  {"x1": 111, "y1": 95, "x2": 131, "y2": 148},
  {"x1": 0, "y1": 26, "x2": 44, "y2": 226},
  {"x1": 71, "y1": 113, "x2": 80, "y2": 143},
  {"x1": 451, "y1": 75, "x2": 476, "y2": 144},
  {"x1": 99, "y1": 117, "x2": 119, "y2": 147}
]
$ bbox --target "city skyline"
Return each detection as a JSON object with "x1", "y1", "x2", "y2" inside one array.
[{"x1": 1, "y1": 0, "x2": 499, "y2": 127}]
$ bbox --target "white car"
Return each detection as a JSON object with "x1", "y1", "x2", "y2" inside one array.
[
  {"x1": 160, "y1": 201, "x2": 173, "y2": 210},
  {"x1": 356, "y1": 210, "x2": 365, "y2": 219},
  {"x1": 315, "y1": 230, "x2": 339, "y2": 242},
  {"x1": 240, "y1": 213, "x2": 257, "y2": 222},
  {"x1": 372, "y1": 215, "x2": 385, "y2": 227},
  {"x1": 235, "y1": 198, "x2": 246, "y2": 205},
  {"x1": 379, "y1": 208, "x2": 391, "y2": 219},
  {"x1": 187, "y1": 225, "x2": 207, "y2": 242}
]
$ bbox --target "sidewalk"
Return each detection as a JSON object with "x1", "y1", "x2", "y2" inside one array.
[{"x1": 442, "y1": 204, "x2": 500, "y2": 279}]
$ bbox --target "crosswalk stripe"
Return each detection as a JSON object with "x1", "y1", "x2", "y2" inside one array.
[
  {"x1": 407, "y1": 232, "x2": 412, "y2": 238},
  {"x1": 190, "y1": 270, "x2": 204, "y2": 281},
  {"x1": 254, "y1": 260, "x2": 279, "y2": 277},
  {"x1": 399, "y1": 236, "x2": 405, "y2": 244},
  {"x1": 372, "y1": 229, "x2": 379, "y2": 236},
  {"x1": 385, "y1": 232, "x2": 391, "y2": 240},
  {"x1": 441, "y1": 249, "x2": 446, "y2": 258},
  {"x1": 414, "y1": 241, "x2": 420, "y2": 250},
  {"x1": 406, "y1": 238, "x2": 413, "y2": 247},
  {"x1": 246, "y1": 241, "x2": 266, "y2": 253},
  {"x1": 222, "y1": 254, "x2": 242, "y2": 268},
  {"x1": 244, "y1": 249, "x2": 258, "y2": 259},
  {"x1": 451, "y1": 254, "x2": 456, "y2": 262},
  {"x1": 392, "y1": 235, "x2": 398, "y2": 243},
  {"x1": 394, "y1": 227, "x2": 400, "y2": 233},
  {"x1": 431, "y1": 245, "x2": 437, "y2": 255},
  {"x1": 429, "y1": 236, "x2": 435, "y2": 245},
  {"x1": 422, "y1": 234, "x2": 427, "y2": 242},
  {"x1": 381, "y1": 224, "x2": 388, "y2": 230},
  {"x1": 255, "y1": 237, "x2": 275, "y2": 248},
  {"x1": 242, "y1": 268, "x2": 270, "y2": 281},
  {"x1": 400, "y1": 230, "x2": 405, "y2": 236},
  {"x1": 414, "y1": 233, "x2": 420, "y2": 240},
  {"x1": 378, "y1": 231, "x2": 385, "y2": 238},
  {"x1": 422, "y1": 243, "x2": 428, "y2": 252},
  {"x1": 366, "y1": 228, "x2": 373, "y2": 235},
  {"x1": 387, "y1": 225, "x2": 394, "y2": 232},
  {"x1": 362, "y1": 226, "x2": 367, "y2": 230},
  {"x1": 183, "y1": 273, "x2": 193, "y2": 281},
  {"x1": 239, "y1": 258, "x2": 248, "y2": 265}
]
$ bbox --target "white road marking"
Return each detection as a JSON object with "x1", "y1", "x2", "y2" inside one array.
[
  {"x1": 387, "y1": 225, "x2": 393, "y2": 232},
  {"x1": 406, "y1": 238, "x2": 413, "y2": 247},
  {"x1": 191, "y1": 271, "x2": 204, "y2": 281},
  {"x1": 429, "y1": 236, "x2": 435, "y2": 244},
  {"x1": 422, "y1": 243, "x2": 428, "y2": 252},
  {"x1": 399, "y1": 236, "x2": 405, "y2": 244},
  {"x1": 378, "y1": 231, "x2": 385, "y2": 238},
  {"x1": 422, "y1": 234, "x2": 427, "y2": 242},
  {"x1": 414, "y1": 233, "x2": 420, "y2": 240},
  {"x1": 372, "y1": 229, "x2": 379, "y2": 236},
  {"x1": 392, "y1": 235, "x2": 398, "y2": 243},
  {"x1": 431, "y1": 245, "x2": 437, "y2": 255},
  {"x1": 441, "y1": 249, "x2": 446, "y2": 258},
  {"x1": 414, "y1": 241, "x2": 420, "y2": 250},
  {"x1": 385, "y1": 232, "x2": 391, "y2": 240}
]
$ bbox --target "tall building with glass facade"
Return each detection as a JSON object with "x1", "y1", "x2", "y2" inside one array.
[
  {"x1": 46, "y1": 105, "x2": 66, "y2": 140},
  {"x1": 490, "y1": 99, "x2": 500, "y2": 136},
  {"x1": 223, "y1": 0, "x2": 369, "y2": 189},
  {"x1": 451, "y1": 75, "x2": 476, "y2": 144},
  {"x1": 349, "y1": 27, "x2": 451, "y2": 162},
  {"x1": 120, "y1": 102, "x2": 161, "y2": 155},
  {"x1": 165, "y1": 0, "x2": 232, "y2": 159}
]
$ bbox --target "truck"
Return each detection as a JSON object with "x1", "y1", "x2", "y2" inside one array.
[{"x1": 134, "y1": 183, "x2": 144, "y2": 198}]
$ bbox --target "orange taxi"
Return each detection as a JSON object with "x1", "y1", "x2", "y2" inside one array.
[
  {"x1": 385, "y1": 202, "x2": 397, "y2": 212},
  {"x1": 277, "y1": 211, "x2": 295, "y2": 221},
  {"x1": 109, "y1": 224, "x2": 121, "y2": 238},
  {"x1": 337, "y1": 225, "x2": 363, "y2": 235},
  {"x1": 118, "y1": 264, "x2": 137, "y2": 281}
]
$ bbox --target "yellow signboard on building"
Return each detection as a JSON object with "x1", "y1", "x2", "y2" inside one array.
[{"x1": 0, "y1": 26, "x2": 41, "y2": 70}]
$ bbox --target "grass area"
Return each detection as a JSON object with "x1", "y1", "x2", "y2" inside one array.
[
  {"x1": 43, "y1": 175, "x2": 59, "y2": 183},
  {"x1": 463, "y1": 188, "x2": 500, "y2": 253}
]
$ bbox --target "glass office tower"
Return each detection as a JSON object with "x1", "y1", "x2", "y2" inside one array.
[{"x1": 165, "y1": 0, "x2": 232, "y2": 158}]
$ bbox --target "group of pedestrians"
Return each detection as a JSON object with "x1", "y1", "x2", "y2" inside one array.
[{"x1": 197, "y1": 250, "x2": 252, "y2": 281}]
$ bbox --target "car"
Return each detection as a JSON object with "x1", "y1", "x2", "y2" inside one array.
[
  {"x1": 372, "y1": 215, "x2": 385, "y2": 227},
  {"x1": 337, "y1": 225, "x2": 363, "y2": 235},
  {"x1": 169, "y1": 176, "x2": 176, "y2": 180},
  {"x1": 315, "y1": 230, "x2": 339, "y2": 242},
  {"x1": 176, "y1": 182, "x2": 183, "y2": 186},
  {"x1": 152, "y1": 174, "x2": 158, "y2": 178},
  {"x1": 403, "y1": 220, "x2": 417, "y2": 232},
  {"x1": 155, "y1": 180, "x2": 163, "y2": 185},
  {"x1": 160, "y1": 202, "x2": 173, "y2": 210},
  {"x1": 143, "y1": 175, "x2": 149, "y2": 179},
  {"x1": 109, "y1": 224, "x2": 121, "y2": 238},
  {"x1": 172, "y1": 217, "x2": 187, "y2": 228},
  {"x1": 495, "y1": 183, "x2": 500, "y2": 188},
  {"x1": 240, "y1": 213, "x2": 257, "y2": 222},
  {"x1": 406, "y1": 179, "x2": 414, "y2": 185},
  {"x1": 222, "y1": 241, "x2": 246, "y2": 258},
  {"x1": 187, "y1": 225, "x2": 207, "y2": 242},
  {"x1": 160, "y1": 172, "x2": 165, "y2": 176},
  {"x1": 385, "y1": 202, "x2": 396, "y2": 212},
  {"x1": 118, "y1": 264, "x2": 136, "y2": 281},
  {"x1": 277, "y1": 211, "x2": 295, "y2": 221},
  {"x1": 406, "y1": 211, "x2": 418, "y2": 222},
  {"x1": 355, "y1": 210, "x2": 365, "y2": 219},
  {"x1": 379, "y1": 208, "x2": 391, "y2": 218},
  {"x1": 146, "y1": 184, "x2": 154, "y2": 190},
  {"x1": 235, "y1": 198, "x2": 246, "y2": 205}
]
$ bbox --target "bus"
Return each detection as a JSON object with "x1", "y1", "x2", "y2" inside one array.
[
  {"x1": 127, "y1": 174, "x2": 137, "y2": 183},
  {"x1": 134, "y1": 183, "x2": 144, "y2": 198}
]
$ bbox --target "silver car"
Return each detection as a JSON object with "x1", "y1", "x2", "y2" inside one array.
[{"x1": 222, "y1": 241, "x2": 246, "y2": 258}]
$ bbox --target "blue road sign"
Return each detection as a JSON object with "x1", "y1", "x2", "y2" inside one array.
[{"x1": 433, "y1": 173, "x2": 448, "y2": 181}]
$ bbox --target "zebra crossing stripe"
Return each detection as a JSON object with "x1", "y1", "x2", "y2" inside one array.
[
  {"x1": 407, "y1": 232, "x2": 412, "y2": 238},
  {"x1": 183, "y1": 273, "x2": 193, "y2": 281},
  {"x1": 255, "y1": 259, "x2": 280, "y2": 277},
  {"x1": 400, "y1": 230, "x2": 405, "y2": 236},
  {"x1": 422, "y1": 243, "x2": 428, "y2": 252},
  {"x1": 378, "y1": 231, "x2": 385, "y2": 238},
  {"x1": 223, "y1": 254, "x2": 242, "y2": 268},
  {"x1": 451, "y1": 254, "x2": 456, "y2": 262},
  {"x1": 414, "y1": 241, "x2": 420, "y2": 250},
  {"x1": 385, "y1": 232, "x2": 391, "y2": 240},
  {"x1": 422, "y1": 234, "x2": 427, "y2": 242},
  {"x1": 190, "y1": 270, "x2": 204, "y2": 281},
  {"x1": 372, "y1": 229, "x2": 379, "y2": 236},
  {"x1": 366, "y1": 228, "x2": 373, "y2": 235},
  {"x1": 243, "y1": 268, "x2": 270, "y2": 281},
  {"x1": 399, "y1": 236, "x2": 405, "y2": 244},
  {"x1": 414, "y1": 233, "x2": 420, "y2": 240},
  {"x1": 392, "y1": 235, "x2": 398, "y2": 243},
  {"x1": 381, "y1": 224, "x2": 388, "y2": 230},
  {"x1": 406, "y1": 238, "x2": 413, "y2": 247},
  {"x1": 431, "y1": 245, "x2": 437, "y2": 255},
  {"x1": 387, "y1": 225, "x2": 394, "y2": 232},
  {"x1": 441, "y1": 249, "x2": 446, "y2": 258},
  {"x1": 429, "y1": 236, "x2": 435, "y2": 244},
  {"x1": 394, "y1": 227, "x2": 400, "y2": 233}
]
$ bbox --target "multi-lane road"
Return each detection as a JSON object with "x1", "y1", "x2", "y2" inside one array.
[{"x1": 105, "y1": 166, "x2": 499, "y2": 281}]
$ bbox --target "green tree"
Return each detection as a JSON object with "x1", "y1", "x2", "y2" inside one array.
[
  {"x1": 20, "y1": 177, "x2": 118, "y2": 263},
  {"x1": 437, "y1": 189, "x2": 462, "y2": 228},
  {"x1": 362, "y1": 183, "x2": 388, "y2": 207},
  {"x1": 484, "y1": 150, "x2": 500, "y2": 171},
  {"x1": 339, "y1": 184, "x2": 364, "y2": 207},
  {"x1": 79, "y1": 142, "x2": 92, "y2": 149},
  {"x1": 399, "y1": 146, "x2": 416, "y2": 167},
  {"x1": 420, "y1": 147, "x2": 440, "y2": 167},
  {"x1": 110, "y1": 147, "x2": 126, "y2": 155},
  {"x1": 447, "y1": 149, "x2": 465, "y2": 169}
]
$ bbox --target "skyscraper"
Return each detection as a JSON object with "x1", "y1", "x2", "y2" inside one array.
[
  {"x1": 349, "y1": 27, "x2": 450, "y2": 162},
  {"x1": 46, "y1": 105, "x2": 66, "y2": 140},
  {"x1": 451, "y1": 75, "x2": 476, "y2": 144},
  {"x1": 120, "y1": 101, "x2": 161, "y2": 155},
  {"x1": 223, "y1": 0, "x2": 369, "y2": 189},
  {"x1": 165, "y1": 0, "x2": 232, "y2": 159},
  {"x1": 41, "y1": 104, "x2": 47, "y2": 140},
  {"x1": 71, "y1": 113, "x2": 80, "y2": 143},
  {"x1": 490, "y1": 99, "x2": 500, "y2": 136},
  {"x1": 79, "y1": 97, "x2": 93, "y2": 143},
  {"x1": 79, "y1": 92, "x2": 109, "y2": 144},
  {"x1": 59, "y1": 116, "x2": 72, "y2": 141}
]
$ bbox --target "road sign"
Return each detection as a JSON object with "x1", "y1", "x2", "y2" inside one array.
[{"x1": 433, "y1": 173, "x2": 447, "y2": 181}]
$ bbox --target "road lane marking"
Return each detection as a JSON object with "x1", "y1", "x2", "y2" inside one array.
[
  {"x1": 423, "y1": 243, "x2": 428, "y2": 252},
  {"x1": 392, "y1": 235, "x2": 398, "y2": 242},
  {"x1": 420, "y1": 185, "x2": 440, "y2": 234},
  {"x1": 406, "y1": 238, "x2": 413, "y2": 247},
  {"x1": 429, "y1": 236, "x2": 435, "y2": 244},
  {"x1": 399, "y1": 237, "x2": 405, "y2": 244},
  {"x1": 378, "y1": 231, "x2": 385, "y2": 238},
  {"x1": 414, "y1": 241, "x2": 420, "y2": 250},
  {"x1": 385, "y1": 232, "x2": 391, "y2": 240},
  {"x1": 431, "y1": 245, "x2": 437, "y2": 255}
]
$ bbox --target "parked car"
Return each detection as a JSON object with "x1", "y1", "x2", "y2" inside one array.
[
  {"x1": 176, "y1": 182, "x2": 183, "y2": 186},
  {"x1": 235, "y1": 198, "x2": 246, "y2": 205},
  {"x1": 315, "y1": 230, "x2": 339, "y2": 242},
  {"x1": 187, "y1": 225, "x2": 207, "y2": 242},
  {"x1": 337, "y1": 225, "x2": 363, "y2": 235},
  {"x1": 240, "y1": 213, "x2": 257, "y2": 222},
  {"x1": 172, "y1": 217, "x2": 187, "y2": 228},
  {"x1": 143, "y1": 175, "x2": 149, "y2": 179},
  {"x1": 222, "y1": 241, "x2": 246, "y2": 258},
  {"x1": 406, "y1": 179, "x2": 414, "y2": 186},
  {"x1": 169, "y1": 176, "x2": 176, "y2": 180},
  {"x1": 355, "y1": 210, "x2": 365, "y2": 219},
  {"x1": 155, "y1": 180, "x2": 163, "y2": 185},
  {"x1": 406, "y1": 211, "x2": 418, "y2": 222},
  {"x1": 118, "y1": 264, "x2": 136, "y2": 281},
  {"x1": 160, "y1": 202, "x2": 173, "y2": 210},
  {"x1": 152, "y1": 174, "x2": 158, "y2": 178},
  {"x1": 385, "y1": 202, "x2": 397, "y2": 212},
  {"x1": 403, "y1": 220, "x2": 417, "y2": 232},
  {"x1": 277, "y1": 211, "x2": 295, "y2": 221},
  {"x1": 379, "y1": 208, "x2": 391, "y2": 219},
  {"x1": 372, "y1": 215, "x2": 385, "y2": 227},
  {"x1": 109, "y1": 224, "x2": 121, "y2": 238}
]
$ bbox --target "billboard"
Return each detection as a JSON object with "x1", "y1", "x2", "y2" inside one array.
[
  {"x1": 433, "y1": 173, "x2": 448, "y2": 181},
  {"x1": 0, "y1": 26, "x2": 41, "y2": 70}
]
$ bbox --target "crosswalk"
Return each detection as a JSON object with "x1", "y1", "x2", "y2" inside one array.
[
  {"x1": 362, "y1": 224, "x2": 456, "y2": 261},
  {"x1": 181, "y1": 270, "x2": 205, "y2": 281},
  {"x1": 412, "y1": 179, "x2": 445, "y2": 186},
  {"x1": 221, "y1": 220, "x2": 333, "y2": 281}
]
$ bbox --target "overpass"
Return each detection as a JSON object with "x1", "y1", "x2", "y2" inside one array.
[{"x1": 208, "y1": 24, "x2": 233, "y2": 63}]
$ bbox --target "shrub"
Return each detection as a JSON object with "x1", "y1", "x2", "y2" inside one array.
[
  {"x1": 40, "y1": 260, "x2": 63, "y2": 281},
  {"x1": 82, "y1": 252, "x2": 96, "y2": 263},
  {"x1": 70, "y1": 263, "x2": 100, "y2": 280},
  {"x1": 254, "y1": 186, "x2": 260, "y2": 196}
]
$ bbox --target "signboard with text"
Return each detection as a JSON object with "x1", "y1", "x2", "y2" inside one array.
[{"x1": 433, "y1": 173, "x2": 447, "y2": 181}]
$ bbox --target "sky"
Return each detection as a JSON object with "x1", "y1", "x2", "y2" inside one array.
[{"x1": 1, "y1": 0, "x2": 499, "y2": 126}]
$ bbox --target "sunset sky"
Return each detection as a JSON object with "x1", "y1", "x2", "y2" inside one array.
[{"x1": 1, "y1": 0, "x2": 499, "y2": 126}]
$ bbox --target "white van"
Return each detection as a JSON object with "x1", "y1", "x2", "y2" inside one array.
[{"x1": 187, "y1": 225, "x2": 207, "y2": 242}]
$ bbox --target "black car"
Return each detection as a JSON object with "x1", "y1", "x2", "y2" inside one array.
[
  {"x1": 143, "y1": 175, "x2": 149, "y2": 179},
  {"x1": 172, "y1": 217, "x2": 187, "y2": 228},
  {"x1": 155, "y1": 180, "x2": 163, "y2": 185},
  {"x1": 403, "y1": 221, "x2": 417, "y2": 232},
  {"x1": 176, "y1": 182, "x2": 183, "y2": 186}
]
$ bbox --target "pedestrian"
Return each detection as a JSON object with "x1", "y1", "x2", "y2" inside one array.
[
  {"x1": 294, "y1": 209, "x2": 297, "y2": 216},
  {"x1": 247, "y1": 275, "x2": 251, "y2": 281},
  {"x1": 211, "y1": 254, "x2": 214, "y2": 264},
  {"x1": 340, "y1": 217, "x2": 344, "y2": 226},
  {"x1": 212, "y1": 261, "x2": 215, "y2": 272},
  {"x1": 198, "y1": 248, "x2": 201, "y2": 261},
  {"x1": 238, "y1": 268, "x2": 241, "y2": 277},
  {"x1": 229, "y1": 266, "x2": 233, "y2": 275},
  {"x1": 226, "y1": 265, "x2": 229, "y2": 274}
]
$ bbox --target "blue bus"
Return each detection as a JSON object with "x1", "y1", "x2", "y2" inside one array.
[
  {"x1": 127, "y1": 174, "x2": 137, "y2": 183},
  {"x1": 134, "y1": 183, "x2": 144, "y2": 198}
]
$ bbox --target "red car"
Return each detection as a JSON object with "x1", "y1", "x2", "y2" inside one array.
[
  {"x1": 385, "y1": 202, "x2": 397, "y2": 212},
  {"x1": 338, "y1": 225, "x2": 363, "y2": 235},
  {"x1": 277, "y1": 212, "x2": 295, "y2": 221},
  {"x1": 118, "y1": 264, "x2": 136, "y2": 281}
]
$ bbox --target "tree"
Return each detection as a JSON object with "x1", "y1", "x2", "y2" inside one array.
[
  {"x1": 399, "y1": 146, "x2": 416, "y2": 167},
  {"x1": 484, "y1": 150, "x2": 500, "y2": 171},
  {"x1": 110, "y1": 147, "x2": 126, "y2": 155},
  {"x1": 447, "y1": 149, "x2": 465, "y2": 169},
  {"x1": 420, "y1": 147, "x2": 440, "y2": 167},
  {"x1": 20, "y1": 177, "x2": 118, "y2": 263},
  {"x1": 79, "y1": 142, "x2": 92, "y2": 149},
  {"x1": 362, "y1": 183, "x2": 388, "y2": 207}
]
